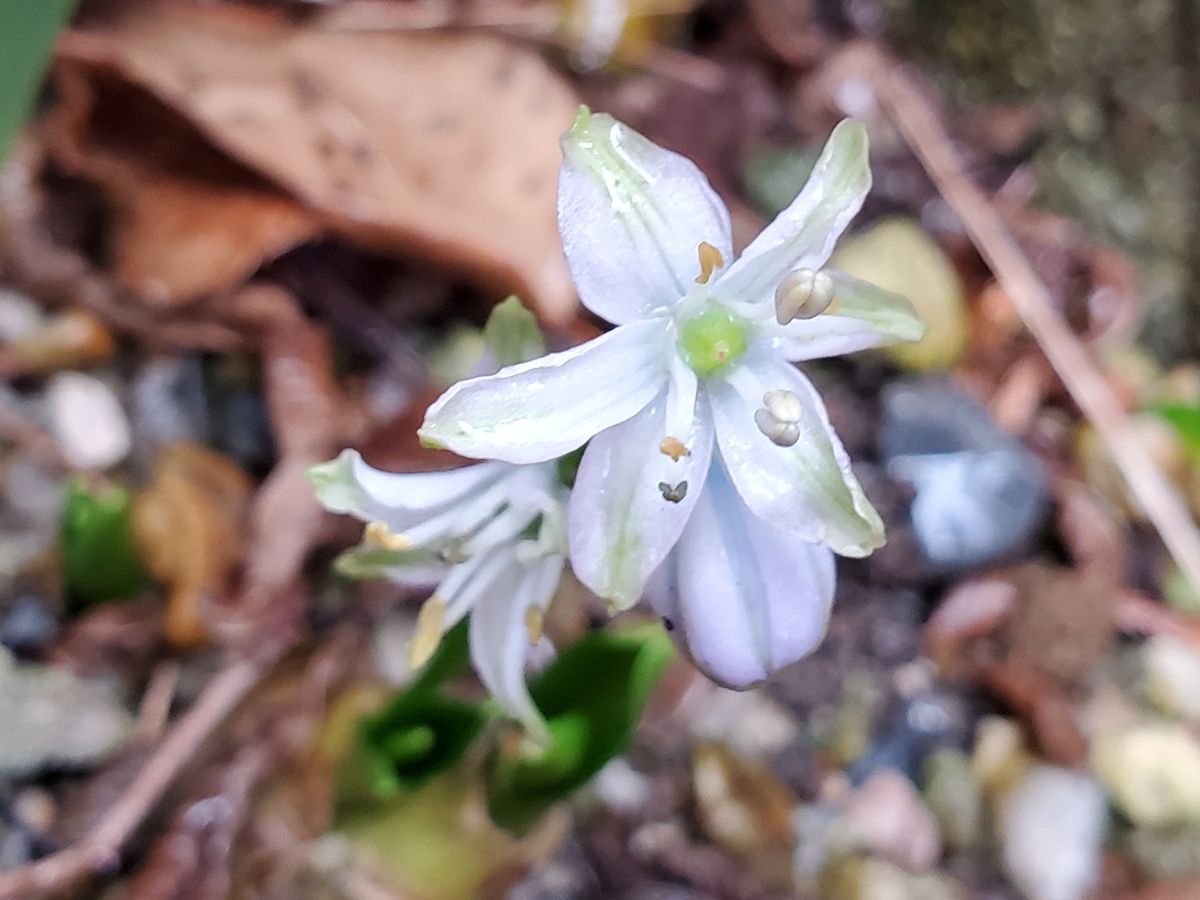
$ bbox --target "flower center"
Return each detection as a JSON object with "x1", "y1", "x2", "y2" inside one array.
[{"x1": 677, "y1": 305, "x2": 749, "y2": 378}]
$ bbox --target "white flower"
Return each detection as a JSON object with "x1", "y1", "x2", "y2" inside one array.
[
  {"x1": 308, "y1": 449, "x2": 567, "y2": 741},
  {"x1": 419, "y1": 110, "x2": 921, "y2": 615},
  {"x1": 646, "y1": 458, "x2": 835, "y2": 689}
]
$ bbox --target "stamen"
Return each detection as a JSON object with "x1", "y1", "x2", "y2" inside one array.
[
  {"x1": 365, "y1": 521, "x2": 412, "y2": 551},
  {"x1": 407, "y1": 595, "x2": 447, "y2": 670},
  {"x1": 694, "y1": 241, "x2": 725, "y2": 285},
  {"x1": 659, "y1": 436, "x2": 690, "y2": 461},
  {"x1": 763, "y1": 388, "x2": 803, "y2": 422},
  {"x1": 774, "y1": 269, "x2": 835, "y2": 325},
  {"x1": 754, "y1": 389, "x2": 803, "y2": 447},
  {"x1": 524, "y1": 606, "x2": 544, "y2": 645},
  {"x1": 658, "y1": 480, "x2": 688, "y2": 503}
]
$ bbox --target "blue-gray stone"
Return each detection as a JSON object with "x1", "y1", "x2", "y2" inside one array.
[{"x1": 881, "y1": 380, "x2": 1047, "y2": 570}]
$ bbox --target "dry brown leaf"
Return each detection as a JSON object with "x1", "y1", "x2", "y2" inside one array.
[
  {"x1": 46, "y1": 63, "x2": 322, "y2": 308},
  {"x1": 132, "y1": 443, "x2": 254, "y2": 648},
  {"x1": 55, "y1": 4, "x2": 579, "y2": 321}
]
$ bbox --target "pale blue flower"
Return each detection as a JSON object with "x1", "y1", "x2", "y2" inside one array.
[
  {"x1": 645, "y1": 459, "x2": 835, "y2": 688},
  {"x1": 308, "y1": 450, "x2": 566, "y2": 740},
  {"x1": 419, "y1": 109, "x2": 922, "y2": 629}
]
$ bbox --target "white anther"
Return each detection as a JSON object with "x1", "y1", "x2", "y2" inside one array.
[
  {"x1": 774, "y1": 268, "x2": 835, "y2": 325},
  {"x1": 763, "y1": 388, "x2": 803, "y2": 422},
  {"x1": 754, "y1": 389, "x2": 803, "y2": 447}
]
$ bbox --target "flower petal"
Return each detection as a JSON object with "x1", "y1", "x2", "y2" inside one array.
[
  {"x1": 333, "y1": 541, "x2": 445, "y2": 586},
  {"x1": 419, "y1": 318, "x2": 670, "y2": 463},
  {"x1": 647, "y1": 462, "x2": 835, "y2": 689},
  {"x1": 757, "y1": 271, "x2": 924, "y2": 360},
  {"x1": 717, "y1": 120, "x2": 870, "y2": 307},
  {"x1": 708, "y1": 352, "x2": 884, "y2": 555},
  {"x1": 307, "y1": 449, "x2": 507, "y2": 529},
  {"x1": 469, "y1": 554, "x2": 563, "y2": 742},
  {"x1": 559, "y1": 107, "x2": 733, "y2": 324},
  {"x1": 568, "y1": 389, "x2": 713, "y2": 609}
]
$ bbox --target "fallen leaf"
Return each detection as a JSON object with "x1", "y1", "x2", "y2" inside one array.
[
  {"x1": 132, "y1": 443, "x2": 253, "y2": 648},
  {"x1": 46, "y1": 61, "x2": 321, "y2": 308},
  {"x1": 54, "y1": 4, "x2": 579, "y2": 321}
]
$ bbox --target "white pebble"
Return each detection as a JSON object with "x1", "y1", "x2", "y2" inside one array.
[
  {"x1": 0, "y1": 290, "x2": 44, "y2": 342},
  {"x1": 45, "y1": 372, "x2": 131, "y2": 470},
  {"x1": 1001, "y1": 765, "x2": 1107, "y2": 900}
]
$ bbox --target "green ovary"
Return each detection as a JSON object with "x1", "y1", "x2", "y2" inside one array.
[{"x1": 677, "y1": 306, "x2": 750, "y2": 377}]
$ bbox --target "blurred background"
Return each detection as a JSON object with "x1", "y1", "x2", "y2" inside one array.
[{"x1": 2, "y1": 1, "x2": 1200, "y2": 898}]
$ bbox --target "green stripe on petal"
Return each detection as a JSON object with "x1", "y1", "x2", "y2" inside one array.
[{"x1": 558, "y1": 107, "x2": 732, "y2": 324}]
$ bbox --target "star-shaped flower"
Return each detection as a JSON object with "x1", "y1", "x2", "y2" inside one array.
[
  {"x1": 419, "y1": 109, "x2": 922, "y2": 616},
  {"x1": 308, "y1": 450, "x2": 566, "y2": 740}
]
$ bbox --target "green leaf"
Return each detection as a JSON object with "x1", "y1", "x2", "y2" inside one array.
[
  {"x1": 60, "y1": 478, "x2": 145, "y2": 607},
  {"x1": 337, "y1": 687, "x2": 486, "y2": 811},
  {"x1": 336, "y1": 621, "x2": 478, "y2": 812},
  {"x1": 0, "y1": 1, "x2": 77, "y2": 162},
  {"x1": 483, "y1": 296, "x2": 544, "y2": 367},
  {"x1": 1150, "y1": 402, "x2": 1200, "y2": 456},
  {"x1": 486, "y1": 624, "x2": 674, "y2": 833}
]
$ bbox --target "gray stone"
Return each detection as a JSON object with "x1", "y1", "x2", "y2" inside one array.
[
  {"x1": 0, "y1": 648, "x2": 132, "y2": 776},
  {"x1": 882, "y1": 380, "x2": 1046, "y2": 570},
  {"x1": 131, "y1": 355, "x2": 208, "y2": 453}
]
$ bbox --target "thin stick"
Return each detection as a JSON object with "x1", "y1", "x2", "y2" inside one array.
[
  {"x1": 854, "y1": 44, "x2": 1200, "y2": 599},
  {"x1": 0, "y1": 659, "x2": 262, "y2": 899}
]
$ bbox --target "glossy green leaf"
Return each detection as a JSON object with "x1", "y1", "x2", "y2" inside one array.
[
  {"x1": 0, "y1": 1, "x2": 77, "y2": 162},
  {"x1": 487, "y1": 623, "x2": 674, "y2": 832},
  {"x1": 60, "y1": 478, "x2": 145, "y2": 607},
  {"x1": 337, "y1": 689, "x2": 486, "y2": 811},
  {"x1": 336, "y1": 621, "x2": 479, "y2": 812},
  {"x1": 483, "y1": 295, "x2": 545, "y2": 367}
]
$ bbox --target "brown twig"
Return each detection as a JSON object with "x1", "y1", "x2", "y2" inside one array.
[
  {"x1": 0, "y1": 658, "x2": 265, "y2": 899},
  {"x1": 851, "y1": 43, "x2": 1200, "y2": 599}
]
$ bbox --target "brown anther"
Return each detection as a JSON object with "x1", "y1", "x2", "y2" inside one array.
[
  {"x1": 659, "y1": 436, "x2": 690, "y2": 461},
  {"x1": 365, "y1": 521, "x2": 412, "y2": 551},
  {"x1": 694, "y1": 241, "x2": 725, "y2": 285}
]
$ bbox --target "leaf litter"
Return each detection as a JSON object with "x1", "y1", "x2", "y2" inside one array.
[{"x1": 0, "y1": 1, "x2": 1197, "y2": 898}]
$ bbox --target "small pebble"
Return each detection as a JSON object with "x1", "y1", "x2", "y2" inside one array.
[
  {"x1": 593, "y1": 757, "x2": 652, "y2": 815},
  {"x1": 0, "y1": 290, "x2": 44, "y2": 342},
  {"x1": 882, "y1": 380, "x2": 1046, "y2": 570},
  {"x1": 1127, "y1": 824, "x2": 1200, "y2": 880},
  {"x1": 1000, "y1": 765, "x2": 1106, "y2": 900},
  {"x1": 1142, "y1": 635, "x2": 1200, "y2": 722},
  {"x1": 0, "y1": 595, "x2": 58, "y2": 654},
  {"x1": 12, "y1": 787, "x2": 56, "y2": 835},
  {"x1": 44, "y1": 372, "x2": 131, "y2": 470},
  {"x1": 831, "y1": 217, "x2": 968, "y2": 372},
  {"x1": 3, "y1": 458, "x2": 63, "y2": 525},
  {"x1": 842, "y1": 768, "x2": 942, "y2": 873},
  {"x1": 131, "y1": 355, "x2": 208, "y2": 452},
  {"x1": 1092, "y1": 724, "x2": 1200, "y2": 827},
  {"x1": 923, "y1": 748, "x2": 983, "y2": 852}
]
